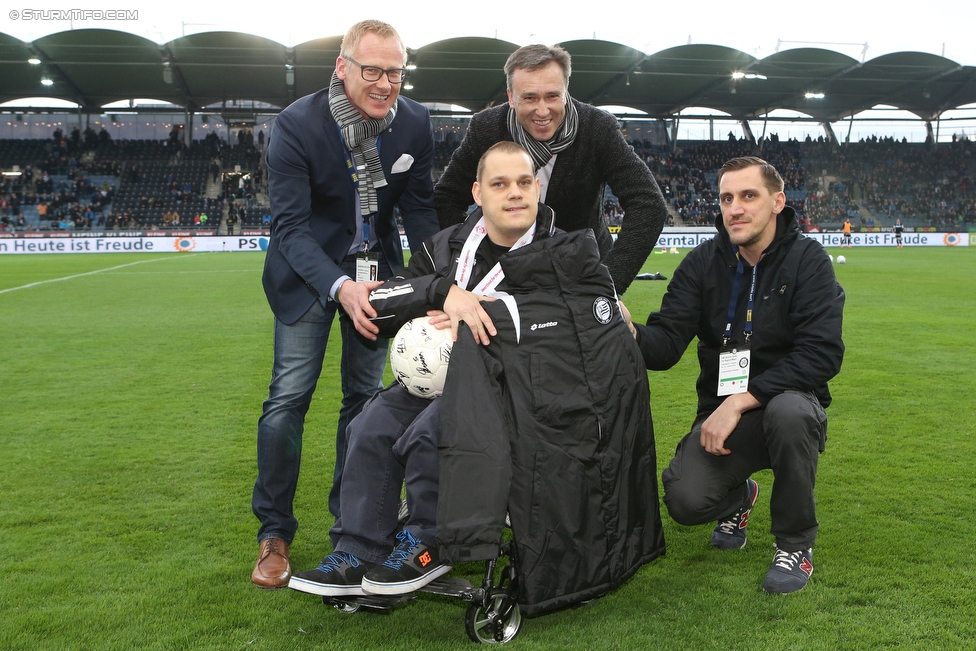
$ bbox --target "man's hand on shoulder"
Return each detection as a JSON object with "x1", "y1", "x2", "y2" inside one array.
[
  {"x1": 436, "y1": 285, "x2": 497, "y2": 346},
  {"x1": 700, "y1": 392, "x2": 761, "y2": 455},
  {"x1": 618, "y1": 299, "x2": 637, "y2": 339},
  {"x1": 336, "y1": 279, "x2": 383, "y2": 341}
]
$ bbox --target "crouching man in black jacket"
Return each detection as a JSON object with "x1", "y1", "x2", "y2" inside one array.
[
  {"x1": 623, "y1": 156, "x2": 845, "y2": 594},
  {"x1": 288, "y1": 141, "x2": 556, "y2": 597}
]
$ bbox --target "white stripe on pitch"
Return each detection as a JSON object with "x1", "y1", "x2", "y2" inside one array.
[{"x1": 0, "y1": 254, "x2": 201, "y2": 295}]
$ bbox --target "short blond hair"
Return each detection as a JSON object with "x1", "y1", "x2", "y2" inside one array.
[
  {"x1": 339, "y1": 20, "x2": 406, "y2": 63},
  {"x1": 476, "y1": 141, "x2": 533, "y2": 182}
]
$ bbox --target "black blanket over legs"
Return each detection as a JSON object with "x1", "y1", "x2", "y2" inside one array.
[{"x1": 437, "y1": 230, "x2": 665, "y2": 617}]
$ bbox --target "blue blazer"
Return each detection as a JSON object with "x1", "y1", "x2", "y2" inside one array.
[{"x1": 262, "y1": 89, "x2": 439, "y2": 325}]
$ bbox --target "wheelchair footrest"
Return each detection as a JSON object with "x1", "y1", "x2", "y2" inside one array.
[
  {"x1": 420, "y1": 575, "x2": 477, "y2": 599},
  {"x1": 324, "y1": 593, "x2": 416, "y2": 611}
]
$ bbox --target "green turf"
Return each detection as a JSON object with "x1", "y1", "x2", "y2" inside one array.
[{"x1": 1, "y1": 245, "x2": 974, "y2": 650}]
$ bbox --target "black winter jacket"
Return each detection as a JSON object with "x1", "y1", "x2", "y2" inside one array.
[
  {"x1": 636, "y1": 206, "x2": 845, "y2": 418},
  {"x1": 368, "y1": 204, "x2": 557, "y2": 338},
  {"x1": 436, "y1": 229, "x2": 666, "y2": 616}
]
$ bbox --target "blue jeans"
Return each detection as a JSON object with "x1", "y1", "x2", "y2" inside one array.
[{"x1": 252, "y1": 254, "x2": 391, "y2": 544}]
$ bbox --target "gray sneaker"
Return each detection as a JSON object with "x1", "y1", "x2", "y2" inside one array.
[
  {"x1": 763, "y1": 547, "x2": 814, "y2": 594},
  {"x1": 710, "y1": 478, "x2": 759, "y2": 549}
]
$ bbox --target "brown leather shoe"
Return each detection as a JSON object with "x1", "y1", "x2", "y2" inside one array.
[{"x1": 251, "y1": 538, "x2": 291, "y2": 589}]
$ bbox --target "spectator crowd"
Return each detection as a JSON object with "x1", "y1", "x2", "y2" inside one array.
[{"x1": 3, "y1": 128, "x2": 975, "y2": 234}]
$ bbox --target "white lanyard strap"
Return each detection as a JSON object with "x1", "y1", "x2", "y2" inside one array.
[{"x1": 454, "y1": 217, "x2": 536, "y2": 296}]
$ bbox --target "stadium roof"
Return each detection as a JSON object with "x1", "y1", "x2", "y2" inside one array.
[{"x1": 2, "y1": 29, "x2": 975, "y2": 122}]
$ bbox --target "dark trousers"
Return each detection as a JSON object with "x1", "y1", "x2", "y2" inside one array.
[
  {"x1": 330, "y1": 383, "x2": 441, "y2": 563},
  {"x1": 662, "y1": 391, "x2": 827, "y2": 551}
]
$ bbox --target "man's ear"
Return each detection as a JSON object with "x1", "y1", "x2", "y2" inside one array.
[
  {"x1": 335, "y1": 55, "x2": 347, "y2": 81},
  {"x1": 773, "y1": 191, "x2": 786, "y2": 214},
  {"x1": 472, "y1": 181, "x2": 482, "y2": 207}
]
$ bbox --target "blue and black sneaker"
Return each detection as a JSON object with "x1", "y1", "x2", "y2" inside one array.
[
  {"x1": 762, "y1": 547, "x2": 814, "y2": 594},
  {"x1": 287, "y1": 552, "x2": 374, "y2": 597},
  {"x1": 710, "y1": 478, "x2": 759, "y2": 549},
  {"x1": 361, "y1": 529, "x2": 452, "y2": 595}
]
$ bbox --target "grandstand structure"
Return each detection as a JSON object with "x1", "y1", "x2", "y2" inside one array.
[{"x1": 1, "y1": 29, "x2": 975, "y2": 234}]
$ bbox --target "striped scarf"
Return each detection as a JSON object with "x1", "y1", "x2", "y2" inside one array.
[
  {"x1": 328, "y1": 71, "x2": 396, "y2": 215},
  {"x1": 506, "y1": 95, "x2": 579, "y2": 170}
]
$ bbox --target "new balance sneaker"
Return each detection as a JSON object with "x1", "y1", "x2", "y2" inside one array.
[
  {"x1": 763, "y1": 547, "x2": 814, "y2": 594},
  {"x1": 287, "y1": 552, "x2": 374, "y2": 597},
  {"x1": 361, "y1": 529, "x2": 452, "y2": 596},
  {"x1": 710, "y1": 478, "x2": 759, "y2": 549}
]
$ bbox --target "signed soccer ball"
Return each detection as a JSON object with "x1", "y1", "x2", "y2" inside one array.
[
  {"x1": 837, "y1": 255, "x2": 847, "y2": 264},
  {"x1": 390, "y1": 317, "x2": 453, "y2": 399}
]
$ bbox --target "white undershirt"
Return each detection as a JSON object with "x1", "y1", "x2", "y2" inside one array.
[{"x1": 536, "y1": 155, "x2": 556, "y2": 203}]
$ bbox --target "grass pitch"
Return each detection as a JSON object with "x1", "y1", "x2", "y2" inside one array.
[{"x1": 1, "y1": 245, "x2": 974, "y2": 650}]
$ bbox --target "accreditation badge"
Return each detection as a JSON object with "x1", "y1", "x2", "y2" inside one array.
[
  {"x1": 355, "y1": 251, "x2": 378, "y2": 282},
  {"x1": 717, "y1": 345, "x2": 751, "y2": 396}
]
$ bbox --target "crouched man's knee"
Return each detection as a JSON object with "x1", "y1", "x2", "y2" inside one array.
[
  {"x1": 763, "y1": 391, "x2": 827, "y2": 453},
  {"x1": 661, "y1": 461, "x2": 721, "y2": 527},
  {"x1": 662, "y1": 490, "x2": 710, "y2": 527}
]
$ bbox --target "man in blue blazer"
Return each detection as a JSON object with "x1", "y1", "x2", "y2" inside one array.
[{"x1": 251, "y1": 19, "x2": 439, "y2": 589}]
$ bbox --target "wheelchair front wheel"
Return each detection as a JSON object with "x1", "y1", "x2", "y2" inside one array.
[{"x1": 465, "y1": 594, "x2": 522, "y2": 644}]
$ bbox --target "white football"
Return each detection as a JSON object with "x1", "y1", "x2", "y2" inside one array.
[
  {"x1": 837, "y1": 255, "x2": 847, "y2": 264},
  {"x1": 390, "y1": 317, "x2": 454, "y2": 399},
  {"x1": 829, "y1": 254, "x2": 834, "y2": 263}
]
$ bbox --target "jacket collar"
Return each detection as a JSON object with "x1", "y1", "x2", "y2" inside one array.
[
  {"x1": 450, "y1": 202, "x2": 557, "y2": 248},
  {"x1": 714, "y1": 205, "x2": 800, "y2": 262}
]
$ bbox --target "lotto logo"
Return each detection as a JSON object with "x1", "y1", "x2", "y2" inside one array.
[{"x1": 418, "y1": 551, "x2": 432, "y2": 567}]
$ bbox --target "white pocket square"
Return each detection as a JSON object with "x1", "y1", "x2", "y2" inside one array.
[{"x1": 391, "y1": 154, "x2": 415, "y2": 174}]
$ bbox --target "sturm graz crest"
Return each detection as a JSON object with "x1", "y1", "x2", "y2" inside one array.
[{"x1": 592, "y1": 296, "x2": 614, "y2": 324}]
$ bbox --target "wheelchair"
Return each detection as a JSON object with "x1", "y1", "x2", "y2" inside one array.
[{"x1": 321, "y1": 539, "x2": 523, "y2": 644}]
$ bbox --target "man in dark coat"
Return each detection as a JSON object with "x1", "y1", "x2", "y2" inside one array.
[
  {"x1": 625, "y1": 156, "x2": 845, "y2": 594},
  {"x1": 434, "y1": 44, "x2": 669, "y2": 295}
]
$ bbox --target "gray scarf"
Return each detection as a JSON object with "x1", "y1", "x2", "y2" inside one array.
[
  {"x1": 506, "y1": 95, "x2": 579, "y2": 170},
  {"x1": 328, "y1": 71, "x2": 396, "y2": 215}
]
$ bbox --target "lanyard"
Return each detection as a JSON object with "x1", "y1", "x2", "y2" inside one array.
[
  {"x1": 722, "y1": 249, "x2": 761, "y2": 346},
  {"x1": 455, "y1": 217, "x2": 536, "y2": 295},
  {"x1": 343, "y1": 148, "x2": 361, "y2": 188},
  {"x1": 341, "y1": 128, "x2": 376, "y2": 253}
]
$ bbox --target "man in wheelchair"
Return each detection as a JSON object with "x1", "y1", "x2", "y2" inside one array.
[
  {"x1": 289, "y1": 142, "x2": 556, "y2": 597},
  {"x1": 291, "y1": 139, "x2": 665, "y2": 613}
]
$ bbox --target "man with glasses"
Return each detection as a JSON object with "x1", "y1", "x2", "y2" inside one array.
[
  {"x1": 434, "y1": 44, "x2": 670, "y2": 296},
  {"x1": 251, "y1": 19, "x2": 439, "y2": 589}
]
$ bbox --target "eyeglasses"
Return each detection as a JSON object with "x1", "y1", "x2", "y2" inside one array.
[{"x1": 345, "y1": 56, "x2": 407, "y2": 84}]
